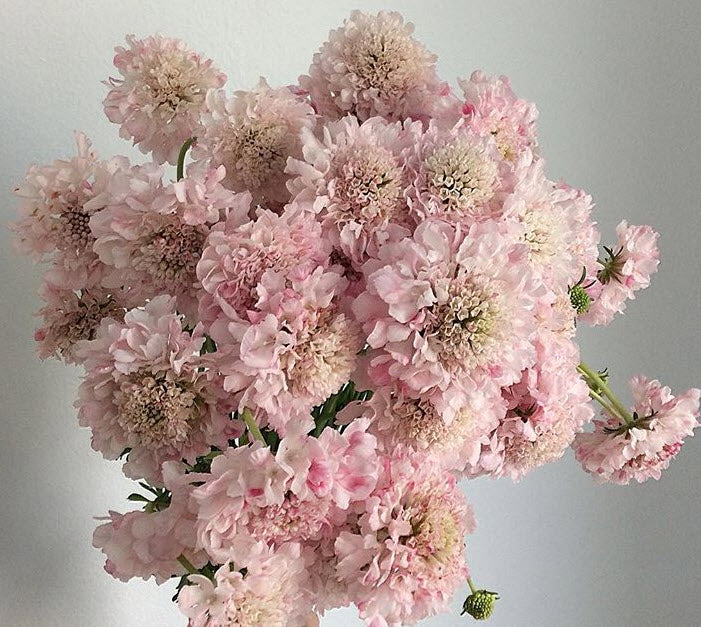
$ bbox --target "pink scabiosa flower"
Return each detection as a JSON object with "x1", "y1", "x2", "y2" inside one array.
[
  {"x1": 92, "y1": 164, "x2": 246, "y2": 317},
  {"x1": 192, "y1": 420, "x2": 378, "y2": 563},
  {"x1": 195, "y1": 78, "x2": 316, "y2": 206},
  {"x1": 75, "y1": 296, "x2": 234, "y2": 481},
  {"x1": 354, "y1": 218, "x2": 541, "y2": 410},
  {"x1": 502, "y1": 159, "x2": 597, "y2": 294},
  {"x1": 334, "y1": 450, "x2": 474, "y2": 626},
  {"x1": 93, "y1": 462, "x2": 208, "y2": 583},
  {"x1": 196, "y1": 204, "x2": 330, "y2": 329},
  {"x1": 33, "y1": 279, "x2": 125, "y2": 364},
  {"x1": 573, "y1": 376, "x2": 700, "y2": 484},
  {"x1": 287, "y1": 115, "x2": 421, "y2": 267},
  {"x1": 178, "y1": 541, "x2": 314, "y2": 627},
  {"x1": 213, "y1": 267, "x2": 363, "y2": 435},
  {"x1": 350, "y1": 385, "x2": 503, "y2": 474},
  {"x1": 407, "y1": 120, "x2": 513, "y2": 224},
  {"x1": 300, "y1": 11, "x2": 445, "y2": 123},
  {"x1": 11, "y1": 132, "x2": 127, "y2": 289},
  {"x1": 458, "y1": 70, "x2": 538, "y2": 162},
  {"x1": 582, "y1": 221, "x2": 660, "y2": 326},
  {"x1": 103, "y1": 35, "x2": 226, "y2": 164},
  {"x1": 478, "y1": 329, "x2": 593, "y2": 480}
]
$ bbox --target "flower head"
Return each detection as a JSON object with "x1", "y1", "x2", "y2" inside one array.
[
  {"x1": 459, "y1": 70, "x2": 538, "y2": 162},
  {"x1": 178, "y1": 542, "x2": 313, "y2": 627},
  {"x1": 334, "y1": 450, "x2": 473, "y2": 625},
  {"x1": 92, "y1": 164, "x2": 246, "y2": 317},
  {"x1": 104, "y1": 35, "x2": 226, "y2": 164},
  {"x1": 195, "y1": 79, "x2": 315, "y2": 206},
  {"x1": 75, "y1": 296, "x2": 235, "y2": 481},
  {"x1": 573, "y1": 377, "x2": 699, "y2": 484},
  {"x1": 287, "y1": 115, "x2": 421, "y2": 266},
  {"x1": 11, "y1": 132, "x2": 127, "y2": 289},
  {"x1": 582, "y1": 221, "x2": 659, "y2": 326},
  {"x1": 354, "y1": 219, "x2": 541, "y2": 409},
  {"x1": 300, "y1": 11, "x2": 445, "y2": 122}
]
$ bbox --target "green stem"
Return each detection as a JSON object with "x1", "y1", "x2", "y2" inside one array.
[
  {"x1": 578, "y1": 362, "x2": 634, "y2": 425},
  {"x1": 241, "y1": 407, "x2": 265, "y2": 444},
  {"x1": 177, "y1": 555, "x2": 198, "y2": 575},
  {"x1": 176, "y1": 137, "x2": 195, "y2": 181},
  {"x1": 467, "y1": 577, "x2": 478, "y2": 595},
  {"x1": 587, "y1": 389, "x2": 619, "y2": 420}
]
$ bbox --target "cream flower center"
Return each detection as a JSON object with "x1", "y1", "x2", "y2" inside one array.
[
  {"x1": 117, "y1": 371, "x2": 199, "y2": 450},
  {"x1": 55, "y1": 202, "x2": 95, "y2": 254},
  {"x1": 220, "y1": 120, "x2": 289, "y2": 190},
  {"x1": 134, "y1": 222, "x2": 206, "y2": 291},
  {"x1": 52, "y1": 294, "x2": 123, "y2": 355},
  {"x1": 408, "y1": 493, "x2": 462, "y2": 566},
  {"x1": 428, "y1": 278, "x2": 502, "y2": 372},
  {"x1": 345, "y1": 28, "x2": 424, "y2": 96},
  {"x1": 331, "y1": 146, "x2": 404, "y2": 226},
  {"x1": 140, "y1": 52, "x2": 208, "y2": 114},
  {"x1": 283, "y1": 311, "x2": 360, "y2": 399},
  {"x1": 424, "y1": 141, "x2": 498, "y2": 215},
  {"x1": 392, "y1": 397, "x2": 475, "y2": 449},
  {"x1": 505, "y1": 419, "x2": 574, "y2": 473},
  {"x1": 520, "y1": 205, "x2": 564, "y2": 265}
]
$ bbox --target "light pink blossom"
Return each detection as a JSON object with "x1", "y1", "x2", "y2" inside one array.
[
  {"x1": 334, "y1": 450, "x2": 474, "y2": 626},
  {"x1": 458, "y1": 70, "x2": 538, "y2": 162},
  {"x1": 91, "y1": 163, "x2": 248, "y2": 317},
  {"x1": 178, "y1": 541, "x2": 314, "y2": 627},
  {"x1": 93, "y1": 462, "x2": 208, "y2": 583},
  {"x1": 192, "y1": 421, "x2": 379, "y2": 563},
  {"x1": 195, "y1": 78, "x2": 316, "y2": 206},
  {"x1": 354, "y1": 218, "x2": 541, "y2": 412},
  {"x1": 75, "y1": 296, "x2": 236, "y2": 481},
  {"x1": 573, "y1": 377, "x2": 700, "y2": 484},
  {"x1": 300, "y1": 11, "x2": 447, "y2": 123},
  {"x1": 104, "y1": 35, "x2": 226, "y2": 164},
  {"x1": 287, "y1": 115, "x2": 421, "y2": 267},
  {"x1": 582, "y1": 221, "x2": 660, "y2": 326}
]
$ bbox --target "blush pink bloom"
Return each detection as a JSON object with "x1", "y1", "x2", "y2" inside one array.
[
  {"x1": 287, "y1": 115, "x2": 421, "y2": 267},
  {"x1": 11, "y1": 132, "x2": 128, "y2": 290},
  {"x1": 192, "y1": 420, "x2": 379, "y2": 564},
  {"x1": 195, "y1": 78, "x2": 316, "y2": 207},
  {"x1": 75, "y1": 296, "x2": 235, "y2": 482},
  {"x1": 33, "y1": 278, "x2": 125, "y2": 364},
  {"x1": 104, "y1": 35, "x2": 226, "y2": 164},
  {"x1": 197, "y1": 204, "x2": 330, "y2": 328},
  {"x1": 300, "y1": 11, "x2": 447, "y2": 123},
  {"x1": 573, "y1": 377, "x2": 700, "y2": 484},
  {"x1": 476, "y1": 327, "x2": 593, "y2": 480},
  {"x1": 458, "y1": 70, "x2": 539, "y2": 162},
  {"x1": 582, "y1": 221, "x2": 660, "y2": 326},
  {"x1": 93, "y1": 462, "x2": 208, "y2": 583},
  {"x1": 502, "y1": 158, "x2": 599, "y2": 294},
  {"x1": 178, "y1": 542, "x2": 314, "y2": 627},
  {"x1": 346, "y1": 385, "x2": 503, "y2": 474},
  {"x1": 334, "y1": 450, "x2": 474, "y2": 626},
  {"x1": 215, "y1": 267, "x2": 363, "y2": 434},
  {"x1": 91, "y1": 163, "x2": 248, "y2": 318},
  {"x1": 406, "y1": 120, "x2": 517, "y2": 224},
  {"x1": 354, "y1": 218, "x2": 541, "y2": 412}
]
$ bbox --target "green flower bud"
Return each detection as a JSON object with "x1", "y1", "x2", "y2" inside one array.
[
  {"x1": 569, "y1": 285, "x2": 591, "y2": 315},
  {"x1": 462, "y1": 590, "x2": 499, "y2": 620}
]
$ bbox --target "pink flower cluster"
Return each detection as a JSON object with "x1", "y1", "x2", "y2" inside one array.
[{"x1": 12, "y1": 10, "x2": 699, "y2": 627}]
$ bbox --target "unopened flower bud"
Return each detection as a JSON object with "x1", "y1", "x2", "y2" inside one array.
[
  {"x1": 462, "y1": 590, "x2": 499, "y2": 620},
  {"x1": 569, "y1": 285, "x2": 591, "y2": 315}
]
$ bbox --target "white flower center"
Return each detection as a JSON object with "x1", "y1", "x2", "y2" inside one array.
[
  {"x1": 219, "y1": 120, "x2": 289, "y2": 191},
  {"x1": 140, "y1": 51, "x2": 209, "y2": 114},
  {"x1": 424, "y1": 141, "x2": 498, "y2": 215},
  {"x1": 428, "y1": 278, "x2": 502, "y2": 373},
  {"x1": 392, "y1": 397, "x2": 475, "y2": 449},
  {"x1": 134, "y1": 222, "x2": 206, "y2": 292},
  {"x1": 331, "y1": 146, "x2": 404, "y2": 226},
  {"x1": 407, "y1": 493, "x2": 461, "y2": 567},
  {"x1": 117, "y1": 371, "x2": 199, "y2": 450},
  {"x1": 520, "y1": 205, "x2": 564, "y2": 265}
]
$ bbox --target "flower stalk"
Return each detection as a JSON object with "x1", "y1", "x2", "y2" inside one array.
[{"x1": 577, "y1": 362, "x2": 634, "y2": 425}]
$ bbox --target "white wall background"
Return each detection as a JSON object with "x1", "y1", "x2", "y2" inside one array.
[{"x1": 1, "y1": 1, "x2": 700, "y2": 626}]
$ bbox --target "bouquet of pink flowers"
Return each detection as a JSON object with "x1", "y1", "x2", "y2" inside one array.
[{"x1": 11, "y1": 10, "x2": 699, "y2": 626}]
